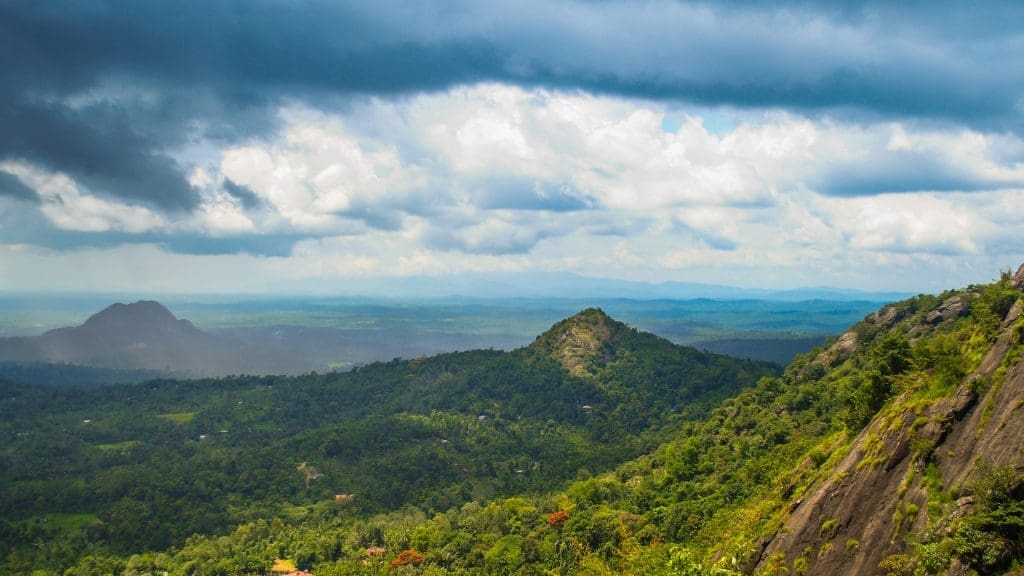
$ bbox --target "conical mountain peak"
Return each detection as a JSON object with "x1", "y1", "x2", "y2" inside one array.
[{"x1": 531, "y1": 308, "x2": 628, "y2": 376}]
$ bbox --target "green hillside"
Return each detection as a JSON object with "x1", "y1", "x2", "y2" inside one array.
[
  {"x1": 6, "y1": 270, "x2": 1024, "y2": 576},
  {"x1": 0, "y1": 309, "x2": 776, "y2": 575}
]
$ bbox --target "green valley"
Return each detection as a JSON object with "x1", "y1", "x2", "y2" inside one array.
[
  {"x1": 3, "y1": 267, "x2": 1024, "y2": 576},
  {"x1": 0, "y1": 309, "x2": 775, "y2": 575}
]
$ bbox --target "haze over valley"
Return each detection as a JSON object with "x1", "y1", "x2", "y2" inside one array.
[{"x1": 0, "y1": 289, "x2": 893, "y2": 381}]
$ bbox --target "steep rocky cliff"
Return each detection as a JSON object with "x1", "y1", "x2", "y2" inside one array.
[{"x1": 754, "y1": 265, "x2": 1024, "y2": 576}]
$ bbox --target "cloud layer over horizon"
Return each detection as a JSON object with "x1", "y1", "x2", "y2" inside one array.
[{"x1": 1, "y1": 0, "x2": 1023, "y2": 293}]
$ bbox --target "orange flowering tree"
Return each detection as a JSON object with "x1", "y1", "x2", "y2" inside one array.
[
  {"x1": 390, "y1": 549, "x2": 425, "y2": 568},
  {"x1": 547, "y1": 510, "x2": 570, "y2": 529}
]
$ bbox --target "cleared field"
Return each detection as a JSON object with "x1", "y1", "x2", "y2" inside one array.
[
  {"x1": 94, "y1": 440, "x2": 141, "y2": 452},
  {"x1": 158, "y1": 411, "x2": 196, "y2": 424}
]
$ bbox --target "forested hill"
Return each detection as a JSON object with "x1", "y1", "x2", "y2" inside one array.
[
  {"x1": 8, "y1": 270, "x2": 1024, "y2": 576},
  {"x1": 0, "y1": 309, "x2": 777, "y2": 575}
]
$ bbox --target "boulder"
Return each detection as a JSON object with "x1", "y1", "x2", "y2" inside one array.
[
  {"x1": 926, "y1": 295, "x2": 968, "y2": 325},
  {"x1": 1013, "y1": 263, "x2": 1024, "y2": 291}
]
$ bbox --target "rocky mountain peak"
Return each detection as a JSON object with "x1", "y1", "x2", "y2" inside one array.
[{"x1": 531, "y1": 308, "x2": 623, "y2": 377}]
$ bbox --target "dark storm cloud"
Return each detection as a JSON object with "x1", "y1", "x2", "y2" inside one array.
[
  {"x1": 0, "y1": 1, "x2": 504, "y2": 96},
  {"x1": 3, "y1": 0, "x2": 1023, "y2": 253},
  {"x1": 0, "y1": 0, "x2": 505, "y2": 215},
  {"x1": 6, "y1": 0, "x2": 1022, "y2": 127},
  {"x1": 0, "y1": 100, "x2": 199, "y2": 210}
]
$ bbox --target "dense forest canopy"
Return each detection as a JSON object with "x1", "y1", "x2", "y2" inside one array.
[
  {"x1": 0, "y1": 309, "x2": 777, "y2": 575},
  {"x1": 3, "y1": 270, "x2": 1024, "y2": 575}
]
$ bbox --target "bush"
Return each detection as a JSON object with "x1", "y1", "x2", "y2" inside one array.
[
  {"x1": 916, "y1": 541, "x2": 951, "y2": 574},
  {"x1": 950, "y1": 463, "x2": 1024, "y2": 572}
]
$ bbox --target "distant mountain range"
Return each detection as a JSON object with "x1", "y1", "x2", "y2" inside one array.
[{"x1": 275, "y1": 271, "x2": 913, "y2": 301}]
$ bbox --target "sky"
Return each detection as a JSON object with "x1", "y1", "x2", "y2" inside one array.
[{"x1": 1, "y1": 0, "x2": 1023, "y2": 295}]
